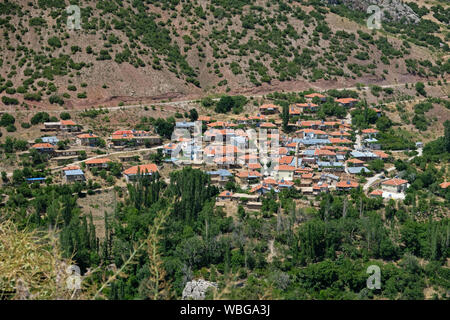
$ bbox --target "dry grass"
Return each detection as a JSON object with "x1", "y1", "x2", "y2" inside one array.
[{"x1": 0, "y1": 220, "x2": 92, "y2": 300}]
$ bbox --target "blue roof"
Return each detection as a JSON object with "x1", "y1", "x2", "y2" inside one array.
[
  {"x1": 351, "y1": 151, "x2": 376, "y2": 158},
  {"x1": 293, "y1": 138, "x2": 331, "y2": 145},
  {"x1": 26, "y1": 177, "x2": 45, "y2": 181},
  {"x1": 318, "y1": 161, "x2": 344, "y2": 167},
  {"x1": 42, "y1": 136, "x2": 59, "y2": 144},
  {"x1": 207, "y1": 169, "x2": 233, "y2": 177},
  {"x1": 364, "y1": 138, "x2": 378, "y2": 143},
  {"x1": 348, "y1": 167, "x2": 371, "y2": 174},
  {"x1": 175, "y1": 122, "x2": 195, "y2": 128},
  {"x1": 64, "y1": 169, "x2": 84, "y2": 176},
  {"x1": 289, "y1": 158, "x2": 302, "y2": 167}
]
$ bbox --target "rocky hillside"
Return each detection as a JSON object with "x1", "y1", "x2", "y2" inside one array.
[{"x1": 0, "y1": 0, "x2": 448, "y2": 109}]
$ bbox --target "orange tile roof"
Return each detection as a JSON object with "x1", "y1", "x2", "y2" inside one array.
[
  {"x1": 301, "y1": 173, "x2": 313, "y2": 179},
  {"x1": 370, "y1": 189, "x2": 383, "y2": 196},
  {"x1": 123, "y1": 164, "x2": 158, "y2": 175},
  {"x1": 263, "y1": 178, "x2": 278, "y2": 185},
  {"x1": 85, "y1": 158, "x2": 111, "y2": 164},
  {"x1": 276, "y1": 165, "x2": 296, "y2": 171},
  {"x1": 77, "y1": 133, "x2": 98, "y2": 139},
  {"x1": 382, "y1": 178, "x2": 408, "y2": 186},
  {"x1": 198, "y1": 116, "x2": 212, "y2": 122},
  {"x1": 296, "y1": 103, "x2": 318, "y2": 108},
  {"x1": 62, "y1": 165, "x2": 80, "y2": 171},
  {"x1": 236, "y1": 170, "x2": 262, "y2": 178},
  {"x1": 439, "y1": 182, "x2": 450, "y2": 189},
  {"x1": 337, "y1": 180, "x2": 359, "y2": 188},
  {"x1": 315, "y1": 149, "x2": 336, "y2": 156},
  {"x1": 347, "y1": 159, "x2": 365, "y2": 164},
  {"x1": 248, "y1": 163, "x2": 262, "y2": 170},
  {"x1": 336, "y1": 98, "x2": 358, "y2": 104},
  {"x1": 305, "y1": 93, "x2": 326, "y2": 99},
  {"x1": 259, "y1": 104, "x2": 279, "y2": 109},
  {"x1": 260, "y1": 122, "x2": 277, "y2": 128},
  {"x1": 330, "y1": 131, "x2": 351, "y2": 136},
  {"x1": 218, "y1": 190, "x2": 233, "y2": 197},
  {"x1": 362, "y1": 128, "x2": 379, "y2": 134},
  {"x1": 373, "y1": 150, "x2": 389, "y2": 159},
  {"x1": 32, "y1": 143, "x2": 54, "y2": 149},
  {"x1": 61, "y1": 120, "x2": 76, "y2": 126},
  {"x1": 279, "y1": 155, "x2": 294, "y2": 165},
  {"x1": 329, "y1": 138, "x2": 352, "y2": 144}
]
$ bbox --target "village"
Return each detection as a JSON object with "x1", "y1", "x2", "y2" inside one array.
[{"x1": 18, "y1": 90, "x2": 444, "y2": 215}]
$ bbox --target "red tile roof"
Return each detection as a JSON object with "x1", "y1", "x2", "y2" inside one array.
[
  {"x1": 305, "y1": 93, "x2": 326, "y2": 99},
  {"x1": 440, "y1": 182, "x2": 450, "y2": 189},
  {"x1": 61, "y1": 120, "x2": 76, "y2": 126},
  {"x1": 32, "y1": 143, "x2": 54, "y2": 149},
  {"x1": 382, "y1": 178, "x2": 408, "y2": 186},
  {"x1": 123, "y1": 164, "x2": 158, "y2": 175},
  {"x1": 337, "y1": 180, "x2": 359, "y2": 188},
  {"x1": 370, "y1": 189, "x2": 383, "y2": 196},
  {"x1": 85, "y1": 158, "x2": 111, "y2": 164},
  {"x1": 77, "y1": 133, "x2": 98, "y2": 139}
]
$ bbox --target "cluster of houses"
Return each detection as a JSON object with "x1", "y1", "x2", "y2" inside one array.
[
  {"x1": 158, "y1": 93, "x2": 413, "y2": 207},
  {"x1": 26, "y1": 92, "x2": 420, "y2": 207}
]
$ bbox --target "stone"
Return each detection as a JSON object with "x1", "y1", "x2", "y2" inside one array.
[{"x1": 182, "y1": 279, "x2": 218, "y2": 300}]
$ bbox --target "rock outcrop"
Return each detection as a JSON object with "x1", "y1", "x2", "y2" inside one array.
[
  {"x1": 182, "y1": 279, "x2": 218, "y2": 300},
  {"x1": 327, "y1": 0, "x2": 420, "y2": 24}
]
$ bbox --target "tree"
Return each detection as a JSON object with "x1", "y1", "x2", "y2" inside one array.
[
  {"x1": 215, "y1": 96, "x2": 235, "y2": 113},
  {"x1": 282, "y1": 104, "x2": 289, "y2": 132},
  {"x1": 188, "y1": 109, "x2": 198, "y2": 122},
  {"x1": 415, "y1": 82, "x2": 426, "y2": 96},
  {"x1": 0, "y1": 113, "x2": 15, "y2": 127},
  {"x1": 444, "y1": 120, "x2": 450, "y2": 153}
]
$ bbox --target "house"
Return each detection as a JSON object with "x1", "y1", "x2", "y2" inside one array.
[
  {"x1": 274, "y1": 165, "x2": 296, "y2": 181},
  {"x1": 439, "y1": 182, "x2": 450, "y2": 189},
  {"x1": 347, "y1": 167, "x2": 371, "y2": 175},
  {"x1": 381, "y1": 178, "x2": 408, "y2": 193},
  {"x1": 336, "y1": 98, "x2": 358, "y2": 107},
  {"x1": 361, "y1": 128, "x2": 379, "y2": 139},
  {"x1": 297, "y1": 129, "x2": 328, "y2": 140},
  {"x1": 278, "y1": 179, "x2": 295, "y2": 189},
  {"x1": 26, "y1": 177, "x2": 46, "y2": 184},
  {"x1": 41, "y1": 136, "x2": 59, "y2": 145},
  {"x1": 313, "y1": 182, "x2": 329, "y2": 194},
  {"x1": 305, "y1": 93, "x2": 327, "y2": 103},
  {"x1": 259, "y1": 104, "x2": 279, "y2": 114},
  {"x1": 350, "y1": 151, "x2": 377, "y2": 162},
  {"x1": 175, "y1": 121, "x2": 196, "y2": 133},
  {"x1": 198, "y1": 116, "x2": 212, "y2": 123},
  {"x1": 32, "y1": 143, "x2": 55, "y2": 154},
  {"x1": 43, "y1": 122, "x2": 61, "y2": 131},
  {"x1": 364, "y1": 138, "x2": 381, "y2": 150},
  {"x1": 111, "y1": 130, "x2": 161, "y2": 147},
  {"x1": 63, "y1": 169, "x2": 85, "y2": 183},
  {"x1": 163, "y1": 143, "x2": 181, "y2": 157},
  {"x1": 217, "y1": 190, "x2": 233, "y2": 201},
  {"x1": 85, "y1": 158, "x2": 111, "y2": 169},
  {"x1": 76, "y1": 133, "x2": 99, "y2": 146},
  {"x1": 250, "y1": 183, "x2": 273, "y2": 195},
  {"x1": 123, "y1": 164, "x2": 158, "y2": 182},
  {"x1": 373, "y1": 150, "x2": 389, "y2": 159},
  {"x1": 369, "y1": 189, "x2": 383, "y2": 198},
  {"x1": 236, "y1": 170, "x2": 262, "y2": 184},
  {"x1": 60, "y1": 120, "x2": 79, "y2": 132},
  {"x1": 296, "y1": 103, "x2": 319, "y2": 113},
  {"x1": 207, "y1": 169, "x2": 233, "y2": 185},
  {"x1": 336, "y1": 180, "x2": 359, "y2": 191}
]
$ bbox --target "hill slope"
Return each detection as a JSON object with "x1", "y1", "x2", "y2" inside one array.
[{"x1": 0, "y1": 0, "x2": 449, "y2": 108}]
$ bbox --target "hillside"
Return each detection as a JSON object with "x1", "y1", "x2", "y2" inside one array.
[{"x1": 0, "y1": 0, "x2": 449, "y2": 109}]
